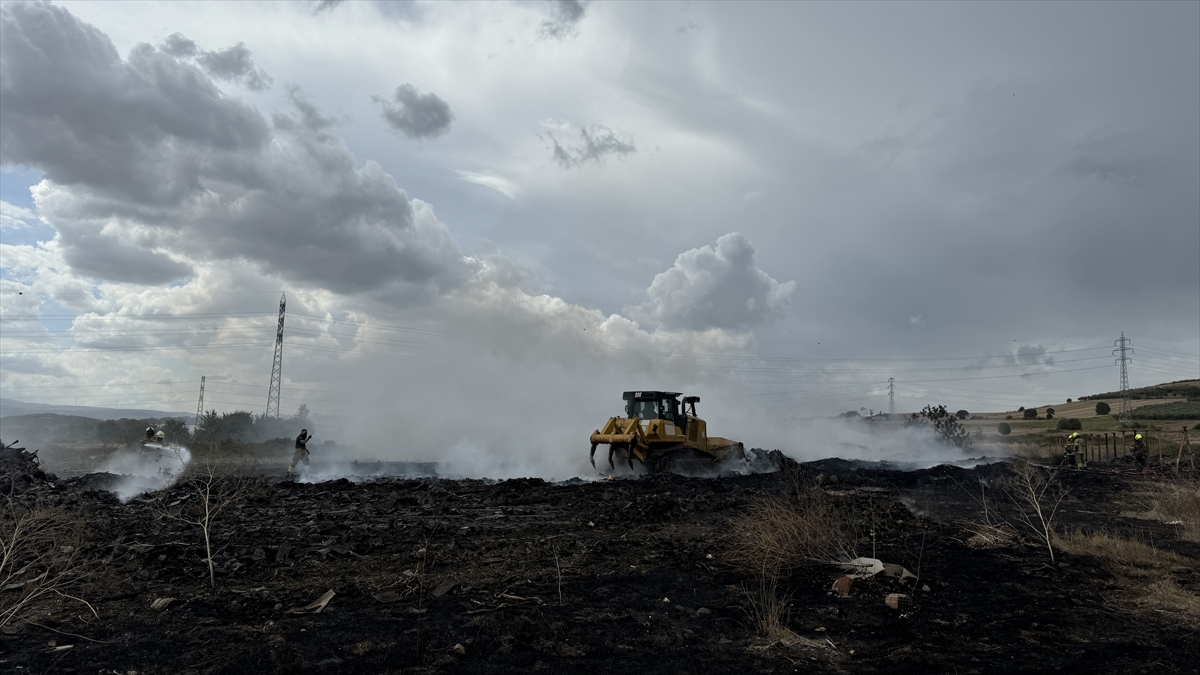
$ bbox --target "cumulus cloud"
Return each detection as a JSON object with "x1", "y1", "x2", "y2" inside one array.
[
  {"x1": 629, "y1": 233, "x2": 795, "y2": 332},
  {"x1": 159, "y1": 32, "x2": 272, "y2": 90},
  {"x1": 538, "y1": 0, "x2": 588, "y2": 41},
  {"x1": 541, "y1": 122, "x2": 635, "y2": 168},
  {"x1": 0, "y1": 200, "x2": 38, "y2": 230},
  {"x1": 0, "y1": 3, "x2": 470, "y2": 294},
  {"x1": 373, "y1": 84, "x2": 454, "y2": 139}
]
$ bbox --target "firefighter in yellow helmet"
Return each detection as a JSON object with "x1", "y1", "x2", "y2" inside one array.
[
  {"x1": 1131, "y1": 433, "x2": 1149, "y2": 471},
  {"x1": 1065, "y1": 432, "x2": 1086, "y2": 468}
]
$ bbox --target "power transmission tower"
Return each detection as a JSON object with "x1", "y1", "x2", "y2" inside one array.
[
  {"x1": 1113, "y1": 332, "x2": 1133, "y2": 424},
  {"x1": 194, "y1": 376, "x2": 206, "y2": 428},
  {"x1": 266, "y1": 293, "x2": 286, "y2": 419},
  {"x1": 888, "y1": 378, "x2": 895, "y2": 416}
]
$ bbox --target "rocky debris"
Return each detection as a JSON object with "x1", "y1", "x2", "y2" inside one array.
[{"x1": 0, "y1": 439, "x2": 58, "y2": 496}]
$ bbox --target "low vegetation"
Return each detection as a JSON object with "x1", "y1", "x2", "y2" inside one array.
[
  {"x1": 732, "y1": 477, "x2": 856, "y2": 576},
  {"x1": 1054, "y1": 530, "x2": 1200, "y2": 626},
  {"x1": 1082, "y1": 380, "x2": 1200, "y2": 401},
  {"x1": 1147, "y1": 479, "x2": 1200, "y2": 543},
  {"x1": 1131, "y1": 401, "x2": 1200, "y2": 420}
]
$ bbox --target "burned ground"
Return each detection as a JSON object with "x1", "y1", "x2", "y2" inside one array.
[{"x1": 2, "y1": 456, "x2": 1197, "y2": 674}]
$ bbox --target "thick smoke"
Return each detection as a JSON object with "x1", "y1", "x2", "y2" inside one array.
[{"x1": 96, "y1": 443, "x2": 192, "y2": 502}]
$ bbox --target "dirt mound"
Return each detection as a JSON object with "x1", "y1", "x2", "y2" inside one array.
[{"x1": 0, "y1": 439, "x2": 58, "y2": 496}]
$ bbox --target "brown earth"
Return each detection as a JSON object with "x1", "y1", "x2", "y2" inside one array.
[{"x1": 2, "y1": 454, "x2": 1198, "y2": 675}]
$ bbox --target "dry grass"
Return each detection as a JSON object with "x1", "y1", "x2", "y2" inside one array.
[
  {"x1": 1054, "y1": 530, "x2": 1200, "y2": 624},
  {"x1": 962, "y1": 522, "x2": 1018, "y2": 549},
  {"x1": 1146, "y1": 479, "x2": 1200, "y2": 542},
  {"x1": 731, "y1": 476, "x2": 857, "y2": 577},
  {"x1": 742, "y1": 576, "x2": 799, "y2": 643},
  {"x1": 1008, "y1": 442, "x2": 1064, "y2": 462}
]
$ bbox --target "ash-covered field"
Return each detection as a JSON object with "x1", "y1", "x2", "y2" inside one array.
[{"x1": 2, "y1": 450, "x2": 1198, "y2": 675}]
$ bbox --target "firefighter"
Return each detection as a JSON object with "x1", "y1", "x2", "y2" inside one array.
[
  {"x1": 288, "y1": 428, "x2": 311, "y2": 476},
  {"x1": 1065, "y1": 432, "x2": 1087, "y2": 468},
  {"x1": 1131, "y1": 433, "x2": 1149, "y2": 471}
]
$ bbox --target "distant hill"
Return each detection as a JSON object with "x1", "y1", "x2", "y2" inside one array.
[
  {"x1": 0, "y1": 398, "x2": 189, "y2": 420},
  {"x1": 1079, "y1": 379, "x2": 1200, "y2": 401}
]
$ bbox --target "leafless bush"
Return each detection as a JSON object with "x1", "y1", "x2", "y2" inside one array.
[
  {"x1": 1001, "y1": 461, "x2": 1069, "y2": 563},
  {"x1": 153, "y1": 460, "x2": 254, "y2": 588},
  {"x1": 732, "y1": 475, "x2": 857, "y2": 577},
  {"x1": 0, "y1": 499, "x2": 96, "y2": 628}
]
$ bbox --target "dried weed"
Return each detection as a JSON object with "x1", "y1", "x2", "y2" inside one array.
[
  {"x1": 1146, "y1": 479, "x2": 1200, "y2": 542},
  {"x1": 1054, "y1": 530, "x2": 1200, "y2": 625},
  {"x1": 731, "y1": 476, "x2": 856, "y2": 577}
]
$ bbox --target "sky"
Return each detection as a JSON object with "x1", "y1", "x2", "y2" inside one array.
[{"x1": 1, "y1": 1, "x2": 1198, "y2": 472}]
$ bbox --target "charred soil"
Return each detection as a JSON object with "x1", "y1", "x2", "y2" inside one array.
[{"x1": 2, "y1": 457, "x2": 1197, "y2": 674}]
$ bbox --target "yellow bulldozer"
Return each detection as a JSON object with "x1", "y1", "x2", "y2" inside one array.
[{"x1": 589, "y1": 391, "x2": 745, "y2": 473}]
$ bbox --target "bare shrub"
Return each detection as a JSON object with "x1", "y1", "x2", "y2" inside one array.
[
  {"x1": 0, "y1": 500, "x2": 96, "y2": 628},
  {"x1": 731, "y1": 477, "x2": 856, "y2": 577},
  {"x1": 1148, "y1": 479, "x2": 1200, "y2": 542},
  {"x1": 1002, "y1": 461, "x2": 1069, "y2": 563},
  {"x1": 154, "y1": 460, "x2": 254, "y2": 588}
]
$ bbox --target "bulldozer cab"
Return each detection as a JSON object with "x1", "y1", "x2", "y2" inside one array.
[{"x1": 623, "y1": 391, "x2": 685, "y2": 431}]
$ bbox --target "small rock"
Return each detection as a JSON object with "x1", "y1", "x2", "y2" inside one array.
[
  {"x1": 149, "y1": 597, "x2": 175, "y2": 611},
  {"x1": 696, "y1": 607, "x2": 713, "y2": 616},
  {"x1": 452, "y1": 643, "x2": 466, "y2": 655},
  {"x1": 662, "y1": 597, "x2": 670, "y2": 603},
  {"x1": 431, "y1": 580, "x2": 457, "y2": 597},
  {"x1": 814, "y1": 626, "x2": 827, "y2": 632},
  {"x1": 921, "y1": 585, "x2": 930, "y2": 592}
]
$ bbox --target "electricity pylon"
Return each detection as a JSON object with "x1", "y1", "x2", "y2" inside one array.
[{"x1": 266, "y1": 293, "x2": 286, "y2": 419}]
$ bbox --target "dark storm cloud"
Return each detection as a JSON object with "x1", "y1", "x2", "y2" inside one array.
[
  {"x1": 0, "y1": 2, "x2": 270, "y2": 206},
  {"x1": 630, "y1": 233, "x2": 794, "y2": 332},
  {"x1": 0, "y1": 2, "x2": 470, "y2": 295},
  {"x1": 373, "y1": 84, "x2": 454, "y2": 139},
  {"x1": 158, "y1": 32, "x2": 271, "y2": 90},
  {"x1": 312, "y1": 0, "x2": 345, "y2": 14},
  {"x1": 281, "y1": 86, "x2": 336, "y2": 133},
  {"x1": 538, "y1": 0, "x2": 588, "y2": 41},
  {"x1": 544, "y1": 125, "x2": 635, "y2": 168},
  {"x1": 160, "y1": 32, "x2": 197, "y2": 58},
  {"x1": 196, "y1": 43, "x2": 273, "y2": 91}
]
